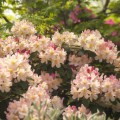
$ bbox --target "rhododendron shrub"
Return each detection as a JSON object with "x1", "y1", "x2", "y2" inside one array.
[{"x1": 0, "y1": 20, "x2": 120, "y2": 120}]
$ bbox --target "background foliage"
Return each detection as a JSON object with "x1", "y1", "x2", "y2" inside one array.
[{"x1": 0, "y1": 0, "x2": 120, "y2": 41}]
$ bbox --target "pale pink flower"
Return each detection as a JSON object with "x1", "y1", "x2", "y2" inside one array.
[
  {"x1": 11, "y1": 20, "x2": 36, "y2": 37},
  {"x1": 41, "y1": 71, "x2": 62, "y2": 91},
  {"x1": 71, "y1": 64, "x2": 101, "y2": 101}
]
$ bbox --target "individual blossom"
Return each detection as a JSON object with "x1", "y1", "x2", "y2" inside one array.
[
  {"x1": 0, "y1": 66, "x2": 12, "y2": 92},
  {"x1": 51, "y1": 96, "x2": 64, "y2": 109},
  {"x1": 69, "y1": 54, "x2": 92, "y2": 74},
  {"x1": 96, "y1": 74, "x2": 120, "y2": 110},
  {"x1": 63, "y1": 105, "x2": 77, "y2": 119},
  {"x1": 15, "y1": 35, "x2": 49, "y2": 54},
  {"x1": 2, "y1": 36, "x2": 18, "y2": 56},
  {"x1": 28, "y1": 74, "x2": 43, "y2": 86},
  {"x1": 41, "y1": 71, "x2": 62, "y2": 92},
  {"x1": 52, "y1": 31, "x2": 64, "y2": 46},
  {"x1": 23, "y1": 83, "x2": 50, "y2": 104},
  {"x1": 62, "y1": 31, "x2": 78, "y2": 45},
  {"x1": 11, "y1": 20, "x2": 36, "y2": 37}
]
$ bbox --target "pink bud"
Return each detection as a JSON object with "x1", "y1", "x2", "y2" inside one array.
[
  {"x1": 37, "y1": 35, "x2": 42, "y2": 39},
  {"x1": 50, "y1": 73, "x2": 56, "y2": 79},
  {"x1": 17, "y1": 49, "x2": 21, "y2": 53},
  {"x1": 71, "y1": 106, "x2": 77, "y2": 111},
  {"x1": 15, "y1": 37, "x2": 19, "y2": 42},
  {"x1": 26, "y1": 50, "x2": 30, "y2": 54},
  {"x1": 21, "y1": 49, "x2": 27, "y2": 53},
  {"x1": 87, "y1": 68, "x2": 91, "y2": 73},
  {"x1": 49, "y1": 42, "x2": 57, "y2": 50}
]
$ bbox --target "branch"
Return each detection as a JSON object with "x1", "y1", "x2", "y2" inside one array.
[
  {"x1": 101, "y1": 0, "x2": 110, "y2": 13},
  {"x1": 77, "y1": 0, "x2": 81, "y2": 5},
  {"x1": 60, "y1": 1, "x2": 68, "y2": 28},
  {"x1": 2, "y1": 15, "x2": 11, "y2": 23},
  {"x1": 107, "y1": 11, "x2": 120, "y2": 14},
  {"x1": 77, "y1": 0, "x2": 83, "y2": 7}
]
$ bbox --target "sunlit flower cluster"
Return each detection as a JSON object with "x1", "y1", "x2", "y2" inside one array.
[
  {"x1": 6, "y1": 84, "x2": 63, "y2": 120},
  {"x1": 52, "y1": 31, "x2": 78, "y2": 46},
  {"x1": 71, "y1": 64, "x2": 120, "y2": 105},
  {"x1": 0, "y1": 37, "x2": 17, "y2": 57},
  {"x1": 78, "y1": 30, "x2": 119, "y2": 64},
  {"x1": 11, "y1": 20, "x2": 37, "y2": 37},
  {"x1": 95, "y1": 40, "x2": 118, "y2": 63},
  {"x1": 71, "y1": 64, "x2": 101, "y2": 101},
  {"x1": 101, "y1": 75, "x2": 120, "y2": 102},
  {"x1": 39, "y1": 46, "x2": 67, "y2": 68},
  {"x1": 78, "y1": 29, "x2": 103, "y2": 51},
  {"x1": 0, "y1": 35, "x2": 51, "y2": 57},
  {"x1": 31, "y1": 36, "x2": 50, "y2": 53},
  {"x1": 0, "y1": 53, "x2": 33, "y2": 92},
  {"x1": 41, "y1": 71, "x2": 62, "y2": 91}
]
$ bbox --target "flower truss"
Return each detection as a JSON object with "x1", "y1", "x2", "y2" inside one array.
[{"x1": 71, "y1": 64, "x2": 120, "y2": 112}]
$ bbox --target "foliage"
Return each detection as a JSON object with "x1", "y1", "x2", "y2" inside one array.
[{"x1": 1, "y1": 0, "x2": 120, "y2": 41}]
